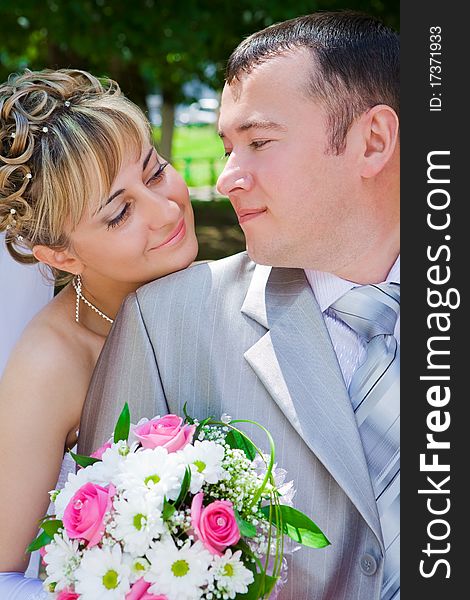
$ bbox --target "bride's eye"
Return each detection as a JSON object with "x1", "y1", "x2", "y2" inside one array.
[
  {"x1": 107, "y1": 202, "x2": 131, "y2": 230},
  {"x1": 147, "y1": 162, "x2": 169, "y2": 185}
]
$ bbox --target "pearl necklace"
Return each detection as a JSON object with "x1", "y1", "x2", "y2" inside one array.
[{"x1": 72, "y1": 275, "x2": 114, "y2": 325}]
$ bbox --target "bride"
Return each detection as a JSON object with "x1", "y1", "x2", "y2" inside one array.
[{"x1": 0, "y1": 69, "x2": 199, "y2": 598}]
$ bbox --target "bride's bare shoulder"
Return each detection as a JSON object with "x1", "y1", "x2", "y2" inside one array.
[
  {"x1": 11, "y1": 287, "x2": 80, "y2": 362},
  {"x1": 0, "y1": 286, "x2": 94, "y2": 420}
]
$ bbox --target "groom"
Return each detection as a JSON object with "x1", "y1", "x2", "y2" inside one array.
[{"x1": 80, "y1": 11, "x2": 400, "y2": 600}]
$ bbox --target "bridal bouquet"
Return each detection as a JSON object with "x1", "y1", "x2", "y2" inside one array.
[{"x1": 29, "y1": 405, "x2": 329, "y2": 600}]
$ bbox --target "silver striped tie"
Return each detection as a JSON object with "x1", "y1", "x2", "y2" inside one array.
[{"x1": 330, "y1": 283, "x2": 400, "y2": 600}]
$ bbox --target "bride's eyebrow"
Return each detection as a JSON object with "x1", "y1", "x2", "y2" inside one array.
[
  {"x1": 97, "y1": 147, "x2": 155, "y2": 213},
  {"x1": 142, "y1": 147, "x2": 154, "y2": 171}
]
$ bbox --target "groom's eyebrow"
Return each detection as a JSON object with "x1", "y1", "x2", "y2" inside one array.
[
  {"x1": 98, "y1": 147, "x2": 155, "y2": 212},
  {"x1": 218, "y1": 119, "x2": 287, "y2": 138}
]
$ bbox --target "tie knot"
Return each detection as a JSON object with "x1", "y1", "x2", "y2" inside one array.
[{"x1": 330, "y1": 282, "x2": 400, "y2": 341}]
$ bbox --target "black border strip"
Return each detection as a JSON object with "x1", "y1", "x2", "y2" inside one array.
[{"x1": 401, "y1": 1, "x2": 466, "y2": 596}]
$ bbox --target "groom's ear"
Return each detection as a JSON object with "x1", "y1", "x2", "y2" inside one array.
[
  {"x1": 358, "y1": 104, "x2": 399, "y2": 178},
  {"x1": 32, "y1": 244, "x2": 83, "y2": 275}
]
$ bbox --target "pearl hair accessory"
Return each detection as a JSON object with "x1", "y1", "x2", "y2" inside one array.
[
  {"x1": 72, "y1": 274, "x2": 114, "y2": 325},
  {"x1": 6, "y1": 208, "x2": 17, "y2": 231},
  {"x1": 42, "y1": 126, "x2": 48, "y2": 133}
]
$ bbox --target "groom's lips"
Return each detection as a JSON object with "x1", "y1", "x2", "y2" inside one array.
[
  {"x1": 149, "y1": 218, "x2": 186, "y2": 250},
  {"x1": 236, "y1": 208, "x2": 267, "y2": 224}
]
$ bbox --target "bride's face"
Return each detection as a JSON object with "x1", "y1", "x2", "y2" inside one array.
[{"x1": 68, "y1": 145, "x2": 198, "y2": 288}]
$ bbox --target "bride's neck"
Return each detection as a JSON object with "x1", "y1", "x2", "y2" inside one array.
[{"x1": 72, "y1": 277, "x2": 140, "y2": 336}]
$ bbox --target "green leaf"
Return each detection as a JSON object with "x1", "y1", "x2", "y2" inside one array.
[
  {"x1": 182, "y1": 402, "x2": 194, "y2": 424},
  {"x1": 234, "y1": 509, "x2": 257, "y2": 538},
  {"x1": 175, "y1": 467, "x2": 191, "y2": 507},
  {"x1": 260, "y1": 505, "x2": 330, "y2": 549},
  {"x1": 69, "y1": 450, "x2": 101, "y2": 468},
  {"x1": 114, "y1": 403, "x2": 130, "y2": 443},
  {"x1": 194, "y1": 415, "x2": 214, "y2": 440},
  {"x1": 234, "y1": 571, "x2": 278, "y2": 600},
  {"x1": 261, "y1": 574, "x2": 278, "y2": 597},
  {"x1": 225, "y1": 429, "x2": 257, "y2": 461},
  {"x1": 41, "y1": 519, "x2": 63, "y2": 537},
  {"x1": 27, "y1": 531, "x2": 52, "y2": 553},
  {"x1": 233, "y1": 538, "x2": 258, "y2": 561},
  {"x1": 162, "y1": 500, "x2": 176, "y2": 521}
]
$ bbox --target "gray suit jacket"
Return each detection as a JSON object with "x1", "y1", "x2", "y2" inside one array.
[{"x1": 79, "y1": 252, "x2": 384, "y2": 600}]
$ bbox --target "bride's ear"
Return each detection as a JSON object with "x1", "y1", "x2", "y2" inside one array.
[{"x1": 32, "y1": 244, "x2": 83, "y2": 275}]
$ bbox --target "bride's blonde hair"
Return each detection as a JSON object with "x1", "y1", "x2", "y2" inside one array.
[{"x1": 0, "y1": 68, "x2": 151, "y2": 284}]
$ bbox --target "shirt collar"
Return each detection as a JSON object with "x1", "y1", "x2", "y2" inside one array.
[{"x1": 305, "y1": 255, "x2": 401, "y2": 312}]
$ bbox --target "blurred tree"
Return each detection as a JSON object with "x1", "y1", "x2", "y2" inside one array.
[{"x1": 0, "y1": 0, "x2": 398, "y2": 158}]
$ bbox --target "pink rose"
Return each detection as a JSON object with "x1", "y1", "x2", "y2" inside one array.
[
  {"x1": 191, "y1": 492, "x2": 240, "y2": 555},
  {"x1": 90, "y1": 440, "x2": 112, "y2": 459},
  {"x1": 63, "y1": 482, "x2": 115, "y2": 547},
  {"x1": 133, "y1": 415, "x2": 196, "y2": 452},
  {"x1": 56, "y1": 590, "x2": 79, "y2": 600},
  {"x1": 126, "y1": 578, "x2": 167, "y2": 600}
]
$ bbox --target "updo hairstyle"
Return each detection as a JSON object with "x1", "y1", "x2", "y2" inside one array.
[{"x1": 0, "y1": 69, "x2": 151, "y2": 284}]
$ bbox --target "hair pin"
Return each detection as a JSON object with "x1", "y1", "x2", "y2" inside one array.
[
  {"x1": 10, "y1": 208, "x2": 16, "y2": 215},
  {"x1": 10, "y1": 132, "x2": 16, "y2": 139},
  {"x1": 64, "y1": 100, "x2": 71, "y2": 108},
  {"x1": 42, "y1": 126, "x2": 48, "y2": 133},
  {"x1": 25, "y1": 173, "x2": 32, "y2": 180}
]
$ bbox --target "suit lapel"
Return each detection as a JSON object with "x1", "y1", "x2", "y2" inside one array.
[{"x1": 242, "y1": 265, "x2": 383, "y2": 549}]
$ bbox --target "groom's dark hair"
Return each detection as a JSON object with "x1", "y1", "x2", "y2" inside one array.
[{"x1": 226, "y1": 11, "x2": 399, "y2": 154}]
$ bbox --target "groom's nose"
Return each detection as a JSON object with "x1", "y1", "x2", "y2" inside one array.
[{"x1": 216, "y1": 158, "x2": 254, "y2": 197}]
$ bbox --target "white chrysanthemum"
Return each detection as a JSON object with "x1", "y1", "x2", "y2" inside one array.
[
  {"x1": 74, "y1": 544, "x2": 130, "y2": 600},
  {"x1": 113, "y1": 493, "x2": 165, "y2": 556},
  {"x1": 210, "y1": 549, "x2": 254, "y2": 598},
  {"x1": 54, "y1": 463, "x2": 109, "y2": 518},
  {"x1": 122, "y1": 554, "x2": 151, "y2": 584},
  {"x1": 178, "y1": 440, "x2": 227, "y2": 494},
  {"x1": 145, "y1": 538, "x2": 212, "y2": 600},
  {"x1": 93, "y1": 440, "x2": 133, "y2": 480},
  {"x1": 117, "y1": 447, "x2": 185, "y2": 501},
  {"x1": 43, "y1": 532, "x2": 81, "y2": 592}
]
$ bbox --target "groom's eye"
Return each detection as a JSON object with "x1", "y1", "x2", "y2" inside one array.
[{"x1": 250, "y1": 140, "x2": 270, "y2": 150}]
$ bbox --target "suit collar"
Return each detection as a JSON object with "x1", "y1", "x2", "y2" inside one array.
[{"x1": 241, "y1": 264, "x2": 383, "y2": 550}]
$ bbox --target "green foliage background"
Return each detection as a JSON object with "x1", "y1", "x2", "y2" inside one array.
[
  {"x1": 0, "y1": 1, "x2": 399, "y2": 108},
  {"x1": 0, "y1": 0, "x2": 399, "y2": 260}
]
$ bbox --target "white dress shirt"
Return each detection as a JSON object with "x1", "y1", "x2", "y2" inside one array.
[{"x1": 305, "y1": 256, "x2": 400, "y2": 389}]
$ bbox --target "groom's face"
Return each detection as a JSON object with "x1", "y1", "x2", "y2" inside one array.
[{"x1": 217, "y1": 49, "x2": 365, "y2": 271}]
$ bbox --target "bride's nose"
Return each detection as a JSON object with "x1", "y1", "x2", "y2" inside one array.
[{"x1": 140, "y1": 186, "x2": 181, "y2": 230}]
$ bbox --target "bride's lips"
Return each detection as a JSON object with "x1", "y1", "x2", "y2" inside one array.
[
  {"x1": 149, "y1": 218, "x2": 186, "y2": 251},
  {"x1": 237, "y1": 208, "x2": 267, "y2": 224}
]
